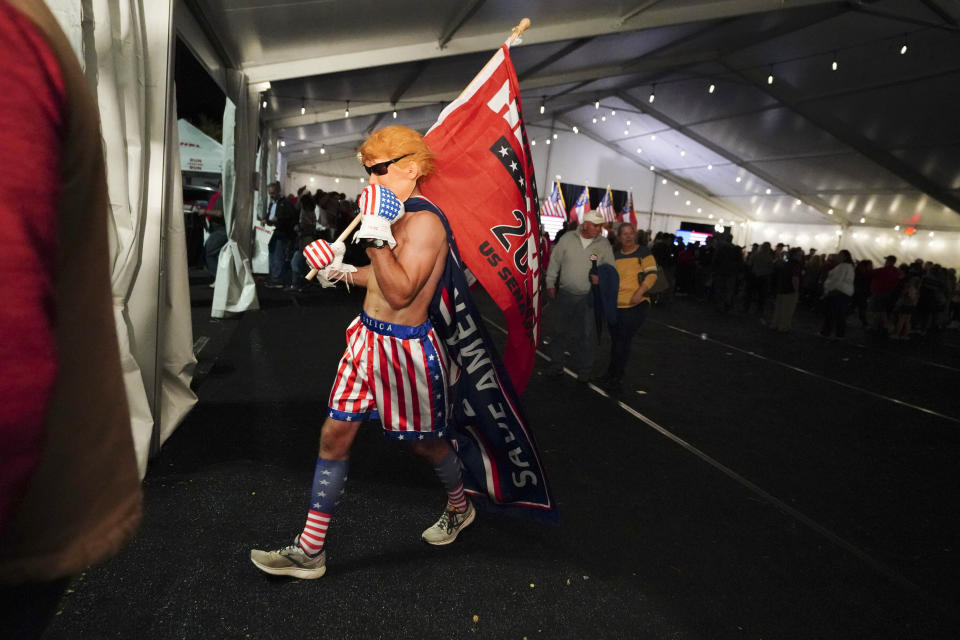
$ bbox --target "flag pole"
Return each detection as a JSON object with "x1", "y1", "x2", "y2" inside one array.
[{"x1": 307, "y1": 20, "x2": 532, "y2": 282}]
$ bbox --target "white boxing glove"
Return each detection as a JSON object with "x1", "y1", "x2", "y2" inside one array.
[
  {"x1": 303, "y1": 239, "x2": 345, "y2": 271},
  {"x1": 353, "y1": 185, "x2": 404, "y2": 249}
]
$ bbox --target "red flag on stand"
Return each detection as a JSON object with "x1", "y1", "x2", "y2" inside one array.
[
  {"x1": 421, "y1": 44, "x2": 542, "y2": 393},
  {"x1": 620, "y1": 190, "x2": 638, "y2": 227}
]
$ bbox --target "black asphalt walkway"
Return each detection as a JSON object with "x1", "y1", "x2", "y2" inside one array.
[{"x1": 41, "y1": 281, "x2": 960, "y2": 639}]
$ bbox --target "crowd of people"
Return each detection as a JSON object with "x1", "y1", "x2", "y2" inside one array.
[
  {"x1": 260, "y1": 184, "x2": 362, "y2": 290},
  {"x1": 591, "y1": 225, "x2": 957, "y2": 340}
]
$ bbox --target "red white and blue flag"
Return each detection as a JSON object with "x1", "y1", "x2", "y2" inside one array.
[
  {"x1": 419, "y1": 43, "x2": 554, "y2": 518},
  {"x1": 570, "y1": 185, "x2": 590, "y2": 224},
  {"x1": 541, "y1": 180, "x2": 566, "y2": 219},
  {"x1": 620, "y1": 190, "x2": 638, "y2": 227},
  {"x1": 598, "y1": 187, "x2": 615, "y2": 223}
]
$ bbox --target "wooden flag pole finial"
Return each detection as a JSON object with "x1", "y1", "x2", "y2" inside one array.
[{"x1": 507, "y1": 18, "x2": 530, "y2": 47}]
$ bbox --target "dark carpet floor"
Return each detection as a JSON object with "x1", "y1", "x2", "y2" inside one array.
[{"x1": 40, "y1": 280, "x2": 960, "y2": 640}]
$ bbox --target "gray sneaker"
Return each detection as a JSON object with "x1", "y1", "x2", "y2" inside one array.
[
  {"x1": 421, "y1": 501, "x2": 476, "y2": 546},
  {"x1": 250, "y1": 537, "x2": 326, "y2": 579}
]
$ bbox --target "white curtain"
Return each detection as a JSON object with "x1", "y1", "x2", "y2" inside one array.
[
  {"x1": 46, "y1": 0, "x2": 197, "y2": 476},
  {"x1": 212, "y1": 69, "x2": 259, "y2": 317}
]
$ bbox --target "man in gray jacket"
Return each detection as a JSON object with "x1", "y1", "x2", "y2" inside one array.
[{"x1": 543, "y1": 210, "x2": 615, "y2": 381}]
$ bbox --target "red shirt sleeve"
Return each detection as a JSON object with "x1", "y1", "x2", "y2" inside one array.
[{"x1": 0, "y1": 2, "x2": 67, "y2": 531}]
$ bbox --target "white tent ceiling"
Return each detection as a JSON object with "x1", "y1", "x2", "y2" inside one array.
[{"x1": 182, "y1": 0, "x2": 960, "y2": 230}]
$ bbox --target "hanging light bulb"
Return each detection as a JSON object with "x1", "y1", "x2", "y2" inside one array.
[
  {"x1": 601, "y1": 116, "x2": 606, "y2": 122},
  {"x1": 831, "y1": 56, "x2": 838, "y2": 71},
  {"x1": 661, "y1": 178, "x2": 667, "y2": 185},
  {"x1": 594, "y1": 99, "x2": 600, "y2": 109},
  {"x1": 767, "y1": 67, "x2": 774, "y2": 85},
  {"x1": 708, "y1": 83, "x2": 716, "y2": 94},
  {"x1": 673, "y1": 190, "x2": 680, "y2": 197},
  {"x1": 707, "y1": 164, "x2": 713, "y2": 170},
  {"x1": 572, "y1": 126, "x2": 579, "y2": 134},
  {"x1": 279, "y1": 139, "x2": 286, "y2": 147},
  {"x1": 392, "y1": 103, "x2": 397, "y2": 119},
  {"x1": 334, "y1": 177, "x2": 340, "y2": 184},
  {"x1": 592, "y1": 117, "x2": 598, "y2": 124},
  {"x1": 680, "y1": 150, "x2": 686, "y2": 157},
  {"x1": 636, "y1": 147, "x2": 643, "y2": 153},
  {"x1": 624, "y1": 129, "x2": 629, "y2": 136},
  {"x1": 650, "y1": 134, "x2": 656, "y2": 141},
  {"x1": 765, "y1": 188, "x2": 772, "y2": 194},
  {"x1": 735, "y1": 176, "x2": 742, "y2": 183},
  {"x1": 344, "y1": 101, "x2": 350, "y2": 118},
  {"x1": 552, "y1": 133, "x2": 558, "y2": 140},
  {"x1": 545, "y1": 138, "x2": 551, "y2": 145},
  {"x1": 828, "y1": 208, "x2": 834, "y2": 215},
  {"x1": 611, "y1": 110, "x2": 616, "y2": 116},
  {"x1": 300, "y1": 99, "x2": 306, "y2": 115},
  {"x1": 262, "y1": 99, "x2": 268, "y2": 109},
  {"x1": 540, "y1": 97, "x2": 546, "y2": 115},
  {"x1": 531, "y1": 139, "x2": 536, "y2": 146},
  {"x1": 320, "y1": 144, "x2": 325, "y2": 155},
  {"x1": 860, "y1": 217, "x2": 866, "y2": 223},
  {"x1": 899, "y1": 36, "x2": 908, "y2": 55},
  {"x1": 648, "y1": 85, "x2": 656, "y2": 103},
  {"x1": 894, "y1": 225, "x2": 900, "y2": 231},
  {"x1": 626, "y1": 120, "x2": 631, "y2": 126},
  {"x1": 649, "y1": 165, "x2": 655, "y2": 171}
]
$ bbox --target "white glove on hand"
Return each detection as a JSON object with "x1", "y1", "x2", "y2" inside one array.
[
  {"x1": 303, "y1": 239, "x2": 345, "y2": 271},
  {"x1": 353, "y1": 185, "x2": 404, "y2": 249},
  {"x1": 317, "y1": 263, "x2": 359, "y2": 290}
]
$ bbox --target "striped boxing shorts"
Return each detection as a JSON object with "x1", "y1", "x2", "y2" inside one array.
[{"x1": 327, "y1": 311, "x2": 456, "y2": 440}]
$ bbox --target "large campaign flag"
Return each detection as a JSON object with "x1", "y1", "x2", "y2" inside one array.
[
  {"x1": 570, "y1": 185, "x2": 590, "y2": 224},
  {"x1": 421, "y1": 44, "x2": 542, "y2": 393},
  {"x1": 417, "y1": 40, "x2": 554, "y2": 519},
  {"x1": 598, "y1": 187, "x2": 616, "y2": 223},
  {"x1": 620, "y1": 190, "x2": 638, "y2": 227},
  {"x1": 541, "y1": 180, "x2": 566, "y2": 219}
]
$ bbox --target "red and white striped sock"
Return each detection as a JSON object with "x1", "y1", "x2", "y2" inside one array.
[
  {"x1": 446, "y1": 483, "x2": 468, "y2": 513},
  {"x1": 434, "y1": 451, "x2": 468, "y2": 513},
  {"x1": 298, "y1": 510, "x2": 330, "y2": 556}
]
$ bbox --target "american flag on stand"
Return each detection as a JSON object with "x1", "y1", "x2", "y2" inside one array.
[
  {"x1": 620, "y1": 190, "x2": 638, "y2": 227},
  {"x1": 570, "y1": 185, "x2": 590, "y2": 224},
  {"x1": 597, "y1": 187, "x2": 616, "y2": 223},
  {"x1": 541, "y1": 180, "x2": 566, "y2": 218}
]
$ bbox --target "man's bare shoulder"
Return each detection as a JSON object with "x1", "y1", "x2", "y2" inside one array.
[{"x1": 397, "y1": 209, "x2": 445, "y2": 239}]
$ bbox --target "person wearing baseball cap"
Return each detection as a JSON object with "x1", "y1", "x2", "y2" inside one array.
[{"x1": 543, "y1": 207, "x2": 615, "y2": 381}]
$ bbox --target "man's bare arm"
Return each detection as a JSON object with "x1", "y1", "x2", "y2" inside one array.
[
  {"x1": 367, "y1": 213, "x2": 445, "y2": 310},
  {"x1": 350, "y1": 265, "x2": 370, "y2": 288}
]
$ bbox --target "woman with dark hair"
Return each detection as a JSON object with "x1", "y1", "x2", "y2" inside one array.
[{"x1": 820, "y1": 249, "x2": 855, "y2": 339}]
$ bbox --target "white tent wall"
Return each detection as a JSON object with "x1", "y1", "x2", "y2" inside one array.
[
  {"x1": 841, "y1": 228, "x2": 960, "y2": 271},
  {"x1": 212, "y1": 70, "x2": 260, "y2": 318},
  {"x1": 44, "y1": 0, "x2": 198, "y2": 476},
  {"x1": 531, "y1": 131, "x2": 748, "y2": 243},
  {"x1": 286, "y1": 172, "x2": 364, "y2": 198},
  {"x1": 178, "y1": 118, "x2": 223, "y2": 174}
]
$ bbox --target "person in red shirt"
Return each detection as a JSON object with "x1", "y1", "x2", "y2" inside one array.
[{"x1": 868, "y1": 255, "x2": 902, "y2": 333}]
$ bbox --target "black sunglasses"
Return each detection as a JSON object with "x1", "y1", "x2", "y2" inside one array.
[{"x1": 363, "y1": 153, "x2": 412, "y2": 176}]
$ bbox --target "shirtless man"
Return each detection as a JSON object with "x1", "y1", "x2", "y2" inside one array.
[{"x1": 250, "y1": 126, "x2": 474, "y2": 579}]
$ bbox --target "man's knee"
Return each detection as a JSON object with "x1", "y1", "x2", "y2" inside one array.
[
  {"x1": 408, "y1": 438, "x2": 450, "y2": 464},
  {"x1": 319, "y1": 418, "x2": 360, "y2": 459}
]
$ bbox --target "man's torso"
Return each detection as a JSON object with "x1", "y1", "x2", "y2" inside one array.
[{"x1": 363, "y1": 204, "x2": 448, "y2": 327}]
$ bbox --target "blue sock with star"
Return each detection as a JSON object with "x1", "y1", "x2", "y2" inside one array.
[{"x1": 297, "y1": 457, "x2": 348, "y2": 556}]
